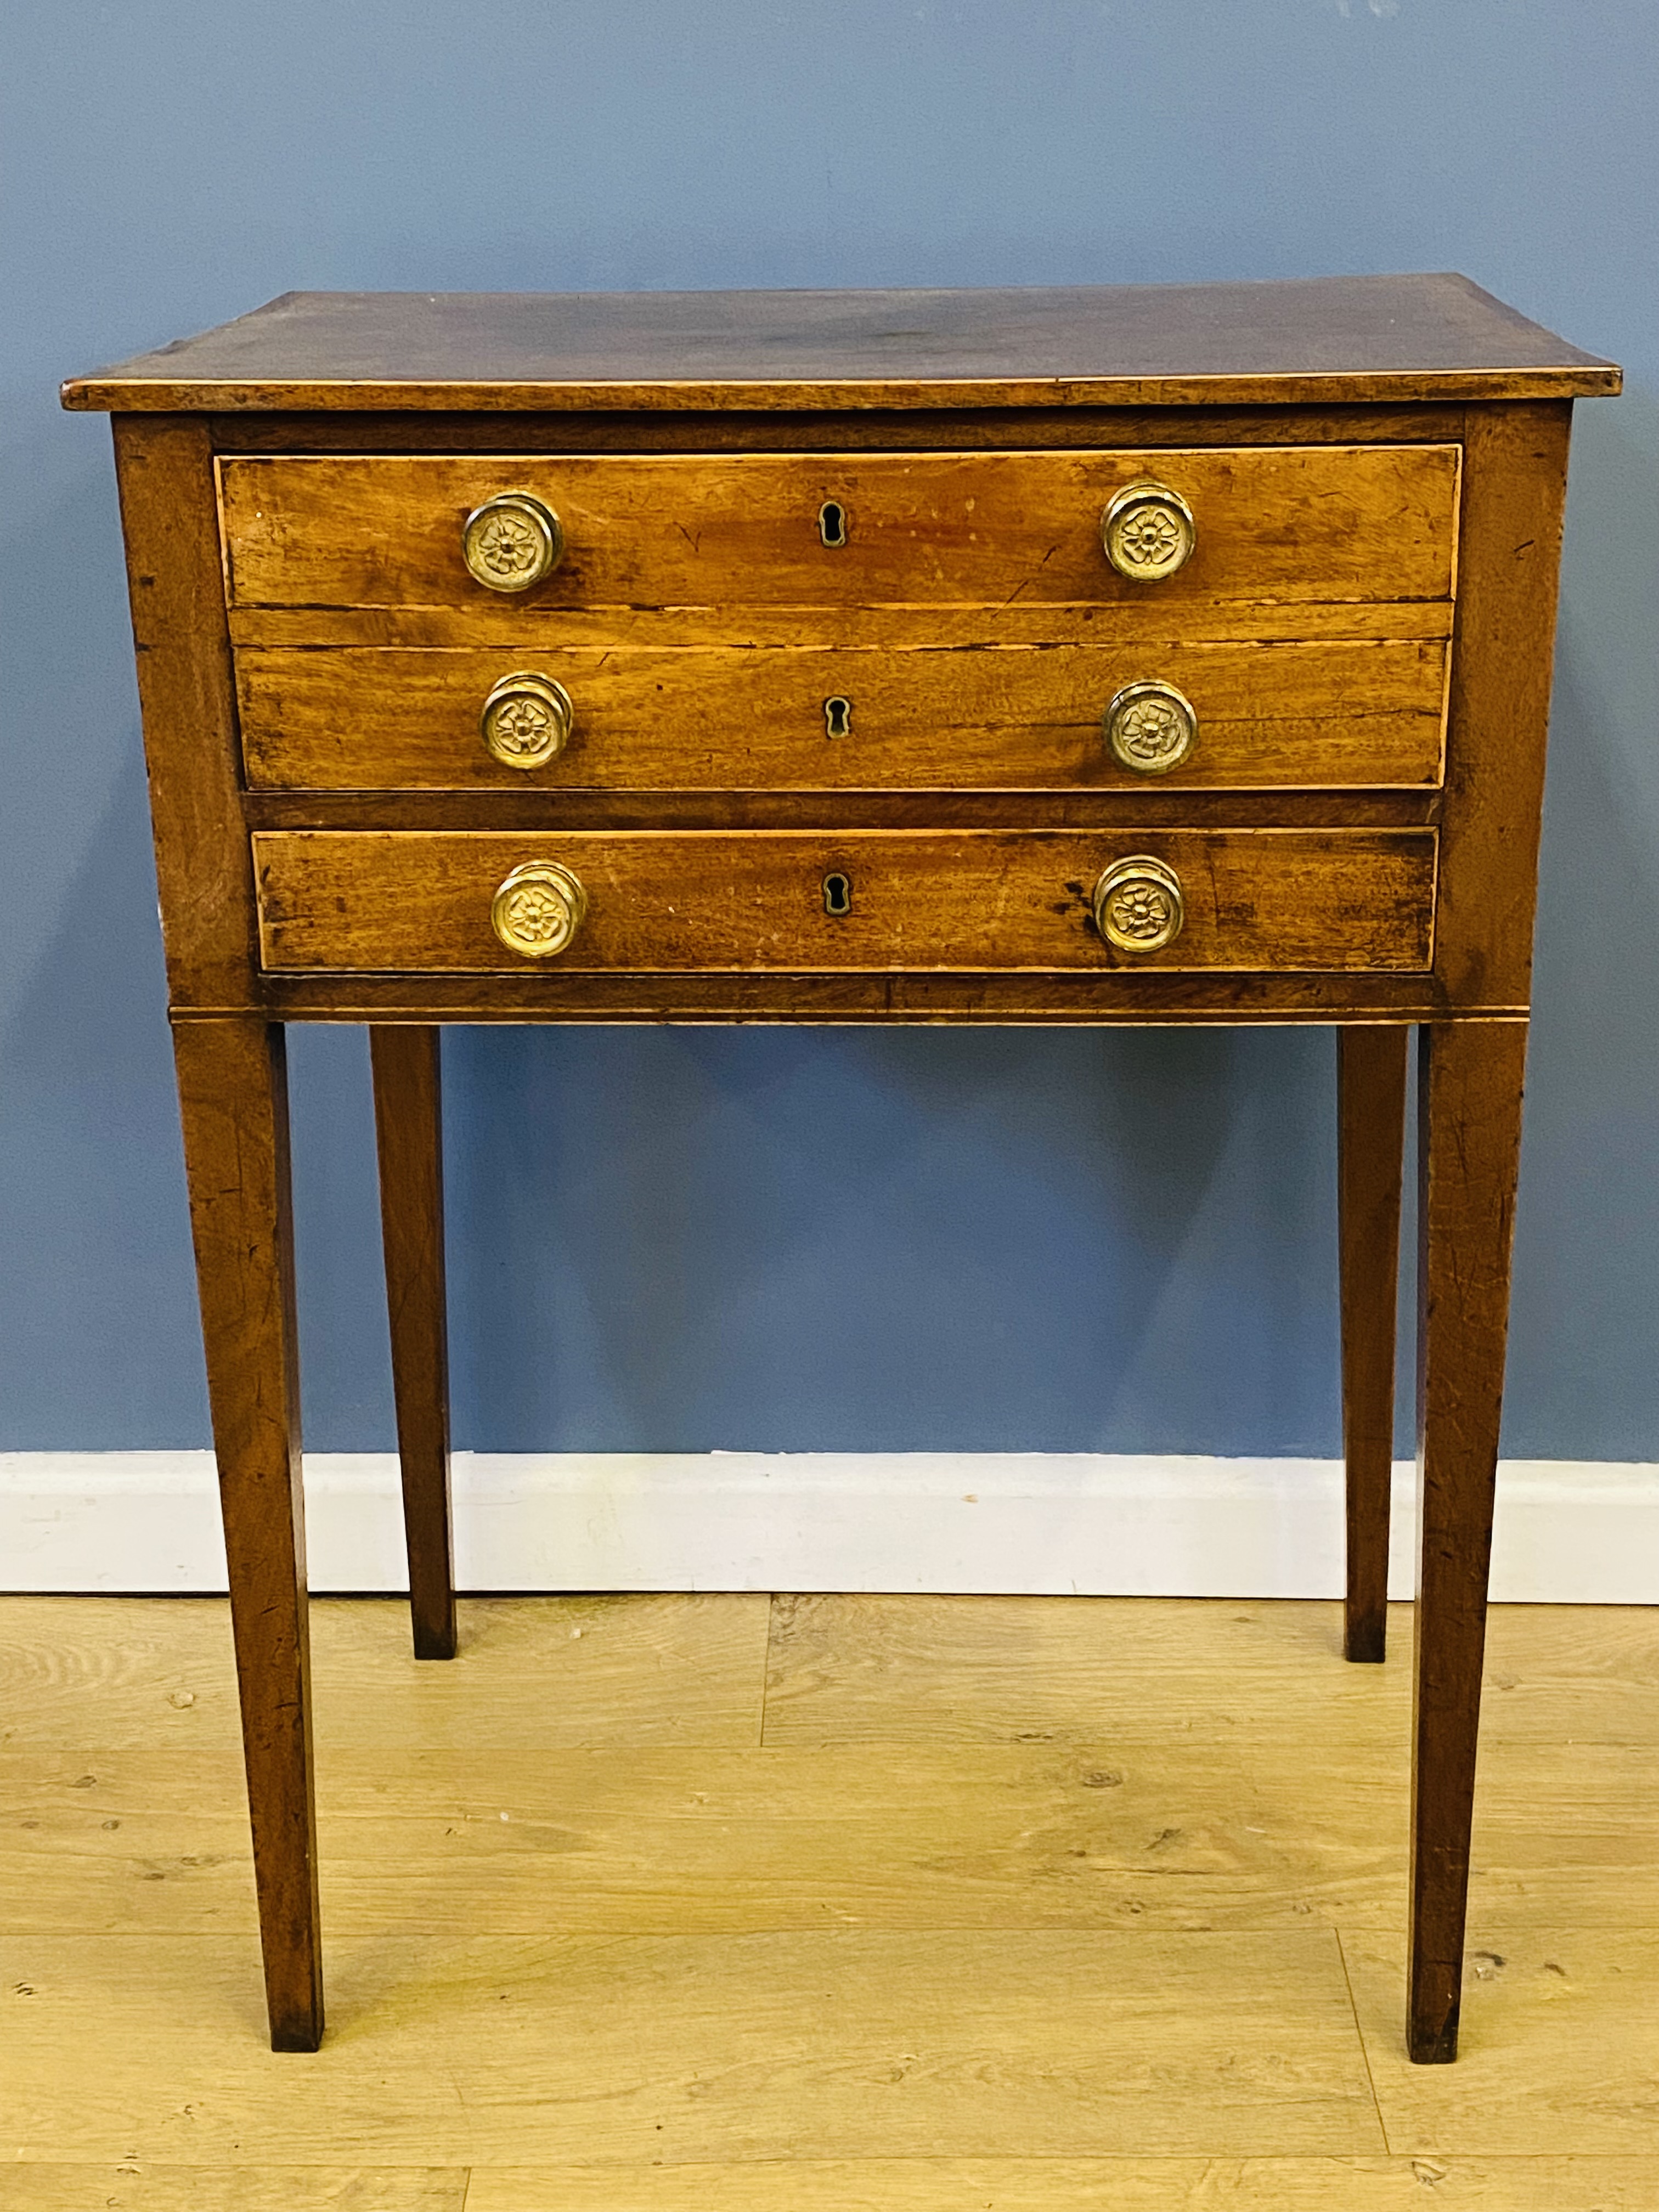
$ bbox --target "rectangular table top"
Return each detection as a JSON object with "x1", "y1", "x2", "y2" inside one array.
[{"x1": 61, "y1": 273, "x2": 1619, "y2": 415}]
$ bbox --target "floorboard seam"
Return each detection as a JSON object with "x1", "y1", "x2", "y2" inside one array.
[
  {"x1": 757, "y1": 1591, "x2": 778, "y2": 1746},
  {"x1": 1335, "y1": 1923, "x2": 1392, "y2": 2154}
]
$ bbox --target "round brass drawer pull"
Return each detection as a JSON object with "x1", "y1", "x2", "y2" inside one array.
[
  {"x1": 1093, "y1": 855, "x2": 1185, "y2": 954},
  {"x1": 462, "y1": 492, "x2": 564, "y2": 592},
  {"x1": 481, "y1": 673, "x2": 573, "y2": 769},
  {"x1": 1104, "y1": 680, "x2": 1199, "y2": 775},
  {"x1": 490, "y1": 860, "x2": 587, "y2": 958},
  {"x1": 1101, "y1": 481, "x2": 1196, "y2": 582}
]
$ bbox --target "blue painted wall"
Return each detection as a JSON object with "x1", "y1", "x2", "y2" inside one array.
[{"x1": 3, "y1": 2, "x2": 1655, "y2": 1457}]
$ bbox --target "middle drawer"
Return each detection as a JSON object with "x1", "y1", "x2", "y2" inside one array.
[{"x1": 236, "y1": 638, "x2": 1448, "y2": 792}]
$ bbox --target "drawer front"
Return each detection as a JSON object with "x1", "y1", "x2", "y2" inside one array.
[
  {"x1": 237, "y1": 638, "x2": 1448, "y2": 792},
  {"x1": 253, "y1": 829, "x2": 1436, "y2": 974},
  {"x1": 219, "y1": 447, "x2": 1460, "y2": 613}
]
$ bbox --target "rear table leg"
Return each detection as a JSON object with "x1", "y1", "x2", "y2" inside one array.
[
  {"x1": 371, "y1": 1024, "x2": 458, "y2": 1661},
  {"x1": 1338, "y1": 1025, "x2": 1410, "y2": 1663}
]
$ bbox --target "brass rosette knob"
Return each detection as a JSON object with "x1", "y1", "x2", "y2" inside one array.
[
  {"x1": 480, "y1": 673, "x2": 573, "y2": 769},
  {"x1": 1093, "y1": 854, "x2": 1185, "y2": 955},
  {"x1": 1103, "y1": 679, "x2": 1199, "y2": 775},
  {"x1": 490, "y1": 860, "x2": 587, "y2": 958},
  {"x1": 1101, "y1": 481, "x2": 1196, "y2": 582},
  {"x1": 461, "y1": 491, "x2": 564, "y2": 592}
]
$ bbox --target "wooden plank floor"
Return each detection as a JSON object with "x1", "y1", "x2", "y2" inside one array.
[{"x1": 1, "y1": 1594, "x2": 1656, "y2": 2208}]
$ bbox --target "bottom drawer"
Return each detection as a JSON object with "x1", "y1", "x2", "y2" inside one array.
[{"x1": 252, "y1": 828, "x2": 1436, "y2": 975}]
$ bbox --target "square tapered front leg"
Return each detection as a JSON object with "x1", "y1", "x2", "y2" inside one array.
[
  {"x1": 1408, "y1": 1017, "x2": 1528, "y2": 2063},
  {"x1": 172, "y1": 1017, "x2": 324, "y2": 2051}
]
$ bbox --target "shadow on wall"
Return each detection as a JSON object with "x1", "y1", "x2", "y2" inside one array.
[
  {"x1": 0, "y1": 415, "x2": 208, "y2": 1444},
  {"x1": 0, "y1": 741, "x2": 206, "y2": 1444},
  {"x1": 438, "y1": 1019, "x2": 1342, "y2": 1455}
]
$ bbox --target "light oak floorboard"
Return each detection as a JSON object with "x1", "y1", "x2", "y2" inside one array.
[
  {"x1": 5, "y1": 2160, "x2": 1656, "y2": 2212},
  {"x1": 4, "y1": 1738, "x2": 1657, "y2": 1937},
  {"x1": 0, "y1": 2172, "x2": 464, "y2": 2211},
  {"x1": 761, "y1": 1595, "x2": 1659, "y2": 1748},
  {"x1": 4, "y1": 1593, "x2": 1657, "y2": 2198},
  {"x1": 0, "y1": 1927, "x2": 1378, "y2": 2163},
  {"x1": 0, "y1": 1593, "x2": 771, "y2": 1752},
  {"x1": 1348, "y1": 1917, "x2": 1659, "y2": 2157},
  {"x1": 466, "y1": 2157, "x2": 1659, "y2": 2211}
]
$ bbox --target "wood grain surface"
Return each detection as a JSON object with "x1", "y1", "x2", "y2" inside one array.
[
  {"x1": 253, "y1": 967, "x2": 1472, "y2": 1025},
  {"x1": 59, "y1": 274, "x2": 1621, "y2": 412},
  {"x1": 1, "y1": 1927, "x2": 1383, "y2": 2162},
  {"x1": 0, "y1": 2175, "x2": 466, "y2": 2212},
  {"x1": 7, "y1": 1599, "x2": 1657, "y2": 1938},
  {"x1": 1349, "y1": 1920, "x2": 1659, "y2": 2157},
  {"x1": 3, "y1": 1592, "x2": 1657, "y2": 2205},
  {"x1": 169, "y1": 1019, "x2": 321, "y2": 2050},
  {"x1": 368, "y1": 1027, "x2": 455, "y2": 1661},
  {"x1": 760, "y1": 1592, "x2": 1659, "y2": 1750},
  {"x1": 112, "y1": 418, "x2": 261, "y2": 1010},
  {"x1": 1408, "y1": 1019, "x2": 1531, "y2": 2063},
  {"x1": 228, "y1": 596, "x2": 1458, "y2": 651},
  {"x1": 236, "y1": 637, "x2": 1448, "y2": 793},
  {"x1": 206, "y1": 402, "x2": 1476, "y2": 465},
  {"x1": 1338, "y1": 1025, "x2": 1410, "y2": 1663},
  {"x1": 471, "y1": 2160, "x2": 1659, "y2": 2211},
  {"x1": 216, "y1": 447, "x2": 1460, "y2": 611},
  {"x1": 8, "y1": 2160, "x2": 1657, "y2": 2212},
  {"x1": 1430, "y1": 403, "x2": 1573, "y2": 1009},
  {"x1": 251, "y1": 827, "x2": 1437, "y2": 975},
  {"x1": 0, "y1": 1593, "x2": 771, "y2": 1753},
  {"x1": 9, "y1": 1724, "x2": 1659, "y2": 1940},
  {"x1": 241, "y1": 788, "x2": 1442, "y2": 836}
]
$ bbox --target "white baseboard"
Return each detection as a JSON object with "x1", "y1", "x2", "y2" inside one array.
[{"x1": 1, "y1": 1451, "x2": 1655, "y2": 1602}]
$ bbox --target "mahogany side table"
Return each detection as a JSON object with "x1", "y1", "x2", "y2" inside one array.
[{"x1": 63, "y1": 276, "x2": 1620, "y2": 2058}]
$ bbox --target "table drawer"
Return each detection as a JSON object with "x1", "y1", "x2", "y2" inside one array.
[
  {"x1": 219, "y1": 447, "x2": 1460, "y2": 614},
  {"x1": 237, "y1": 637, "x2": 1448, "y2": 792},
  {"x1": 253, "y1": 828, "x2": 1437, "y2": 974}
]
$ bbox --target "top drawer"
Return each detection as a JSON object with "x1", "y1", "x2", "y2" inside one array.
[{"x1": 217, "y1": 447, "x2": 1460, "y2": 614}]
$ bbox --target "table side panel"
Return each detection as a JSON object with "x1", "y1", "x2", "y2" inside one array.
[
  {"x1": 1431, "y1": 401, "x2": 1572, "y2": 1009},
  {"x1": 112, "y1": 416, "x2": 262, "y2": 1011}
]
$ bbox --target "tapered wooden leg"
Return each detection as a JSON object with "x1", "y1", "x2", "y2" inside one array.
[
  {"x1": 370, "y1": 1025, "x2": 456, "y2": 1660},
  {"x1": 1338, "y1": 1025, "x2": 1410, "y2": 1663},
  {"x1": 172, "y1": 1018, "x2": 323, "y2": 2051},
  {"x1": 1408, "y1": 1018, "x2": 1528, "y2": 2064}
]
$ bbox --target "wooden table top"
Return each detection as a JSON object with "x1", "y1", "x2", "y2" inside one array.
[{"x1": 61, "y1": 273, "x2": 1620, "y2": 415}]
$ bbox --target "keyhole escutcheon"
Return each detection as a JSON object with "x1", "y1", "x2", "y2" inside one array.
[
  {"x1": 823, "y1": 695, "x2": 852, "y2": 738},
  {"x1": 819, "y1": 501, "x2": 848, "y2": 548},
  {"x1": 822, "y1": 871, "x2": 853, "y2": 917}
]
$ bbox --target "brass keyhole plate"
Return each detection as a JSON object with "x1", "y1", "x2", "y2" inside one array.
[
  {"x1": 819, "y1": 501, "x2": 848, "y2": 547},
  {"x1": 822, "y1": 871, "x2": 853, "y2": 917},
  {"x1": 823, "y1": 695, "x2": 853, "y2": 738}
]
